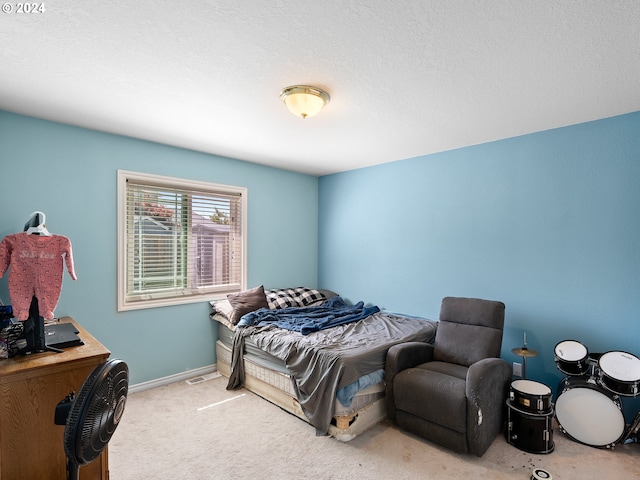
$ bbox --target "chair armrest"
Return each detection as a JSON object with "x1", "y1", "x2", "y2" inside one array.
[
  {"x1": 385, "y1": 342, "x2": 434, "y2": 422},
  {"x1": 386, "y1": 341, "x2": 434, "y2": 375},
  {"x1": 465, "y1": 358, "x2": 512, "y2": 456}
]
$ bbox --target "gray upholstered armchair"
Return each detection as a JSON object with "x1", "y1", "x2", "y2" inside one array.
[{"x1": 385, "y1": 297, "x2": 511, "y2": 456}]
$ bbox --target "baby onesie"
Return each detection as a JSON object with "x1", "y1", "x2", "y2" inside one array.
[{"x1": 0, "y1": 232, "x2": 77, "y2": 320}]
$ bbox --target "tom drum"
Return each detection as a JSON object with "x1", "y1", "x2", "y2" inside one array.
[
  {"x1": 555, "y1": 377, "x2": 626, "y2": 448},
  {"x1": 554, "y1": 340, "x2": 590, "y2": 376},
  {"x1": 598, "y1": 350, "x2": 640, "y2": 397},
  {"x1": 510, "y1": 379, "x2": 553, "y2": 413}
]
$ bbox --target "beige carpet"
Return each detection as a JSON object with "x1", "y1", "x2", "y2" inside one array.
[{"x1": 108, "y1": 375, "x2": 639, "y2": 479}]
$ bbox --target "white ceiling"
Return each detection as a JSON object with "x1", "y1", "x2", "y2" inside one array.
[{"x1": 1, "y1": 1, "x2": 639, "y2": 176}]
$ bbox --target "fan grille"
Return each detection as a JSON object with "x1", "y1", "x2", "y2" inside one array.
[{"x1": 64, "y1": 359, "x2": 129, "y2": 465}]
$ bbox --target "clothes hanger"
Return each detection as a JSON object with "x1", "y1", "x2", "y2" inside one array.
[{"x1": 25, "y1": 211, "x2": 52, "y2": 236}]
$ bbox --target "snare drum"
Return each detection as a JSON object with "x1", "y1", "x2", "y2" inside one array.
[
  {"x1": 510, "y1": 379, "x2": 552, "y2": 413},
  {"x1": 555, "y1": 377, "x2": 626, "y2": 448},
  {"x1": 554, "y1": 340, "x2": 590, "y2": 376},
  {"x1": 598, "y1": 350, "x2": 640, "y2": 396},
  {"x1": 506, "y1": 399, "x2": 554, "y2": 454}
]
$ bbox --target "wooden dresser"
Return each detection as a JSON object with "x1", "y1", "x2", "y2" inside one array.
[{"x1": 0, "y1": 317, "x2": 111, "y2": 479}]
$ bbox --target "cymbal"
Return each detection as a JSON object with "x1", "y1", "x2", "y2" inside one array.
[{"x1": 512, "y1": 347, "x2": 539, "y2": 357}]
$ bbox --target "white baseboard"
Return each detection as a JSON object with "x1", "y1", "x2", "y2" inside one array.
[{"x1": 129, "y1": 364, "x2": 218, "y2": 394}]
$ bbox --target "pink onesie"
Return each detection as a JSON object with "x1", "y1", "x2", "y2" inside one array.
[{"x1": 0, "y1": 232, "x2": 77, "y2": 320}]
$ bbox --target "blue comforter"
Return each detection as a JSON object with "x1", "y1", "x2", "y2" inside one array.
[{"x1": 237, "y1": 296, "x2": 380, "y2": 335}]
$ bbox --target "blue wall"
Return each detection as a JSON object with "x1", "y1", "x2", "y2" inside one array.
[
  {"x1": 319, "y1": 112, "x2": 640, "y2": 420},
  {"x1": 0, "y1": 110, "x2": 319, "y2": 384},
  {"x1": 3, "y1": 108, "x2": 639, "y2": 420}
]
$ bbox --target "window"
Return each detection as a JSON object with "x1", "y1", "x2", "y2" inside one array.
[{"x1": 117, "y1": 170, "x2": 246, "y2": 311}]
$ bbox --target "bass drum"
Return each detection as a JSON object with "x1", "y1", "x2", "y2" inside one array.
[
  {"x1": 598, "y1": 350, "x2": 640, "y2": 396},
  {"x1": 555, "y1": 377, "x2": 626, "y2": 448},
  {"x1": 554, "y1": 340, "x2": 590, "y2": 376}
]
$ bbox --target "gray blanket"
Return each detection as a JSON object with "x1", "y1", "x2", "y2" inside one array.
[{"x1": 227, "y1": 311, "x2": 437, "y2": 434}]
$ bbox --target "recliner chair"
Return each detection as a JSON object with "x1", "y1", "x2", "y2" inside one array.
[{"x1": 385, "y1": 296, "x2": 511, "y2": 456}]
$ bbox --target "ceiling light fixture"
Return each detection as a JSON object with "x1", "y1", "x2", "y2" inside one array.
[{"x1": 279, "y1": 85, "x2": 330, "y2": 119}]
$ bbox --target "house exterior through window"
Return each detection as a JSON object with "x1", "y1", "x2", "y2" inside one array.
[{"x1": 117, "y1": 170, "x2": 247, "y2": 311}]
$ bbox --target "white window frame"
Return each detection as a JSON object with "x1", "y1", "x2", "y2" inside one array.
[{"x1": 117, "y1": 170, "x2": 247, "y2": 311}]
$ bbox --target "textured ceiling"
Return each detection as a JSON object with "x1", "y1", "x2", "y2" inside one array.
[{"x1": 1, "y1": 1, "x2": 639, "y2": 176}]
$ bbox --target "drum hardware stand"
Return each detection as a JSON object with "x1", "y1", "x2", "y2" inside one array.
[
  {"x1": 587, "y1": 353, "x2": 600, "y2": 383},
  {"x1": 586, "y1": 366, "x2": 598, "y2": 385},
  {"x1": 623, "y1": 410, "x2": 640, "y2": 444},
  {"x1": 512, "y1": 332, "x2": 538, "y2": 379}
]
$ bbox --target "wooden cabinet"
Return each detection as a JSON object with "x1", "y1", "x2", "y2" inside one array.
[{"x1": 0, "y1": 318, "x2": 110, "y2": 479}]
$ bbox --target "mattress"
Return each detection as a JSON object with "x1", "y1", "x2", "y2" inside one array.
[
  {"x1": 216, "y1": 322, "x2": 385, "y2": 418},
  {"x1": 215, "y1": 339, "x2": 388, "y2": 442}
]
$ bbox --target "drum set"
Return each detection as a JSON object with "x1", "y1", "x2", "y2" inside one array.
[
  {"x1": 506, "y1": 339, "x2": 640, "y2": 454},
  {"x1": 554, "y1": 340, "x2": 640, "y2": 449}
]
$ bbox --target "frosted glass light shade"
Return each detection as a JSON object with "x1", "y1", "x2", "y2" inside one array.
[{"x1": 279, "y1": 85, "x2": 330, "y2": 119}]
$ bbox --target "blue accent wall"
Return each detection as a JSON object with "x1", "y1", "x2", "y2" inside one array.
[
  {"x1": 0, "y1": 110, "x2": 319, "y2": 384},
  {"x1": 319, "y1": 112, "x2": 640, "y2": 420}
]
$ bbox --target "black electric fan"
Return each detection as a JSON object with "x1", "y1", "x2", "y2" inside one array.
[{"x1": 55, "y1": 359, "x2": 129, "y2": 480}]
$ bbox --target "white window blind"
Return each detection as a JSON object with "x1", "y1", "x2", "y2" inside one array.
[{"x1": 117, "y1": 170, "x2": 246, "y2": 311}]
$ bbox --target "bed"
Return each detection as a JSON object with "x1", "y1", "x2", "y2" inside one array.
[{"x1": 211, "y1": 286, "x2": 438, "y2": 441}]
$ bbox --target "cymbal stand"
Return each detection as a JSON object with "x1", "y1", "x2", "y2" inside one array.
[
  {"x1": 511, "y1": 332, "x2": 538, "y2": 379},
  {"x1": 623, "y1": 410, "x2": 640, "y2": 444}
]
